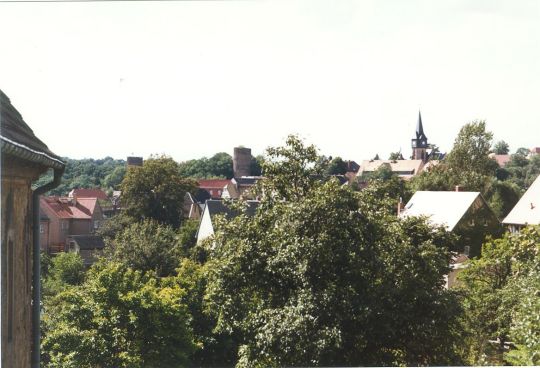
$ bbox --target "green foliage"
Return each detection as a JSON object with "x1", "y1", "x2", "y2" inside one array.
[
  {"x1": 250, "y1": 155, "x2": 264, "y2": 176},
  {"x1": 104, "y1": 219, "x2": 183, "y2": 277},
  {"x1": 505, "y1": 151, "x2": 540, "y2": 192},
  {"x1": 388, "y1": 151, "x2": 403, "y2": 160},
  {"x1": 493, "y1": 140, "x2": 510, "y2": 155},
  {"x1": 205, "y1": 136, "x2": 465, "y2": 366},
  {"x1": 103, "y1": 165, "x2": 126, "y2": 189},
  {"x1": 325, "y1": 156, "x2": 349, "y2": 175},
  {"x1": 43, "y1": 252, "x2": 85, "y2": 297},
  {"x1": 177, "y1": 219, "x2": 199, "y2": 258},
  {"x1": 33, "y1": 157, "x2": 126, "y2": 195},
  {"x1": 358, "y1": 164, "x2": 411, "y2": 212},
  {"x1": 459, "y1": 226, "x2": 540, "y2": 365},
  {"x1": 485, "y1": 179, "x2": 521, "y2": 219},
  {"x1": 172, "y1": 259, "x2": 238, "y2": 366},
  {"x1": 259, "y1": 135, "x2": 324, "y2": 201},
  {"x1": 41, "y1": 262, "x2": 196, "y2": 367},
  {"x1": 445, "y1": 120, "x2": 498, "y2": 178},
  {"x1": 121, "y1": 155, "x2": 196, "y2": 228},
  {"x1": 179, "y1": 152, "x2": 234, "y2": 179},
  {"x1": 506, "y1": 270, "x2": 540, "y2": 365}
]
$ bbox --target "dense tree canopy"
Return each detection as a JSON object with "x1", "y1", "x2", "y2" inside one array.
[
  {"x1": 103, "y1": 219, "x2": 183, "y2": 277},
  {"x1": 493, "y1": 140, "x2": 510, "y2": 155},
  {"x1": 121, "y1": 155, "x2": 195, "y2": 228},
  {"x1": 41, "y1": 262, "x2": 196, "y2": 367},
  {"x1": 459, "y1": 226, "x2": 540, "y2": 365},
  {"x1": 34, "y1": 157, "x2": 126, "y2": 195},
  {"x1": 178, "y1": 152, "x2": 234, "y2": 179},
  {"x1": 204, "y1": 136, "x2": 465, "y2": 366}
]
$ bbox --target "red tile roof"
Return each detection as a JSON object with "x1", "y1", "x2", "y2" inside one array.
[
  {"x1": 198, "y1": 179, "x2": 230, "y2": 189},
  {"x1": 41, "y1": 197, "x2": 97, "y2": 219},
  {"x1": 69, "y1": 188, "x2": 108, "y2": 200},
  {"x1": 198, "y1": 179, "x2": 230, "y2": 199}
]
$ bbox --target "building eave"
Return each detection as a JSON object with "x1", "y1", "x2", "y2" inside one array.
[{"x1": 1, "y1": 134, "x2": 65, "y2": 170}]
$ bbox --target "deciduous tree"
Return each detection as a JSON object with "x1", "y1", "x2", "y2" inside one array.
[{"x1": 121, "y1": 155, "x2": 195, "y2": 228}]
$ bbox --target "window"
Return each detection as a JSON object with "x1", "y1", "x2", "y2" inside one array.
[
  {"x1": 40, "y1": 224, "x2": 44, "y2": 233},
  {"x1": 94, "y1": 220, "x2": 100, "y2": 229}
]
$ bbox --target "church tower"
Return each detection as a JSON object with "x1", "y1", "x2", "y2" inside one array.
[{"x1": 411, "y1": 111, "x2": 429, "y2": 162}]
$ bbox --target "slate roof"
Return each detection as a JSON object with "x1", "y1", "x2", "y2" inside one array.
[
  {"x1": 69, "y1": 235, "x2": 105, "y2": 250},
  {"x1": 69, "y1": 188, "x2": 108, "y2": 200},
  {"x1": 400, "y1": 191, "x2": 482, "y2": 231},
  {"x1": 40, "y1": 197, "x2": 98, "y2": 219},
  {"x1": 503, "y1": 174, "x2": 540, "y2": 226},
  {"x1": 0, "y1": 89, "x2": 64, "y2": 169},
  {"x1": 205, "y1": 200, "x2": 259, "y2": 221}
]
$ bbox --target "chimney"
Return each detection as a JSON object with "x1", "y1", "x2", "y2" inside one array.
[
  {"x1": 397, "y1": 197, "x2": 405, "y2": 216},
  {"x1": 455, "y1": 185, "x2": 463, "y2": 192}
]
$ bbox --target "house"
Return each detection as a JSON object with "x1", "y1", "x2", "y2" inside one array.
[
  {"x1": 68, "y1": 188, "x2": 108, "y2": 200},
  {"x1": 1, "y1": 89, "x2": 65, "y2": 366},
  {"x1": 223, "y1": 176, "x2": 262, "y2": 199},
  {"x1": 40, "y1": 196, "x2": 104, "y2": 253},
  {"x1": 489, "y1": 153, "x2": 511, "y2": 167},
  {"x1": 183, "y1": 192, "x2": 205, "y2": 220},
  {"x1": 69, "y1": 188, "x2": 115, "y2": 217},
  {"x1": 530, "y1": 147, "x2": 540, "y2": 156},
  {"x1": 358, "y1": 159, "x2": 426, "y2": 180},
  {"x1": 503, "y1": 174, "x2": 540, "y2": 232},
  {"x1": 66, "y1": 235, "x2": 106, "y2": 266},
  {"x1": 198, "y1": 179, "x2": 231, "y2": 199},
  {"x1": 399, "y1": 189, "x2": 501, "y2": 258},
  {"x1": 39, "y1": 213, "x2": 51, "y2": 252},
  {"x1": 196, "y1": 200, "x2": 259, "y2": 243}
]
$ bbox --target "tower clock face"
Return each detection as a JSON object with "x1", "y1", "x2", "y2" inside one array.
[{"x1": 422, "y1": 141, "x2": 426, "y2": 145}]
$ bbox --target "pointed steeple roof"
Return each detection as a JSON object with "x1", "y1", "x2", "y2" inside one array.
[{"x1": 416, "y1": 110, "x2": 428, "y2": 141}]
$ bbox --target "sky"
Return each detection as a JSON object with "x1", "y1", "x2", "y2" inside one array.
[{"x1": 1, "y1": 0, "x2": 539, "y2": 162}]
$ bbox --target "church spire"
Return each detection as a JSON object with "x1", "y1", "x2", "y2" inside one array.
[
  {"x1": 416, "y1": 110, "x2": 427, "y2": 142},
  {"x1": 411, "y1": 110, "x2": 429, "y2": 162}
]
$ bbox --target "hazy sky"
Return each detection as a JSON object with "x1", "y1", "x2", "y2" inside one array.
[{"x1": 1, "y1": 0, "x2": 539, "y2": 162}]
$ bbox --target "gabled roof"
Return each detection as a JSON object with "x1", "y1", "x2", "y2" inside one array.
[
  {"x1": 0, "y1": 89, "x2": 64, "y2": 169},
  {"x1": 359, "y1": 160, "x2": 425, "y2": 179},
  {"x1": 41, "y1": 197, "x2": 98, "y2": 220},
  {"x1": 503, "y1": 174, "x2": 540, "y2": 226},
  {"x1": 400, "y1": 191, "x2": 482, "y2": 231},
  {"x1": 69, "y1": 188, "x2": 108, "y2": 200},
  {"x1": 198, "y1": 179, "x2": 231, "y2": 189},
  {"x1": 205, "y1": 200, "x2": 259, "y2": 221}
]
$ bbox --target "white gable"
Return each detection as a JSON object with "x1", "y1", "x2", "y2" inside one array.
[
  {"x1": 400, "y1": 191, "x2": 481, "y2": 231},
  {"x1": 503, "y1": 174, "x2": 540, "y2": 226}
]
